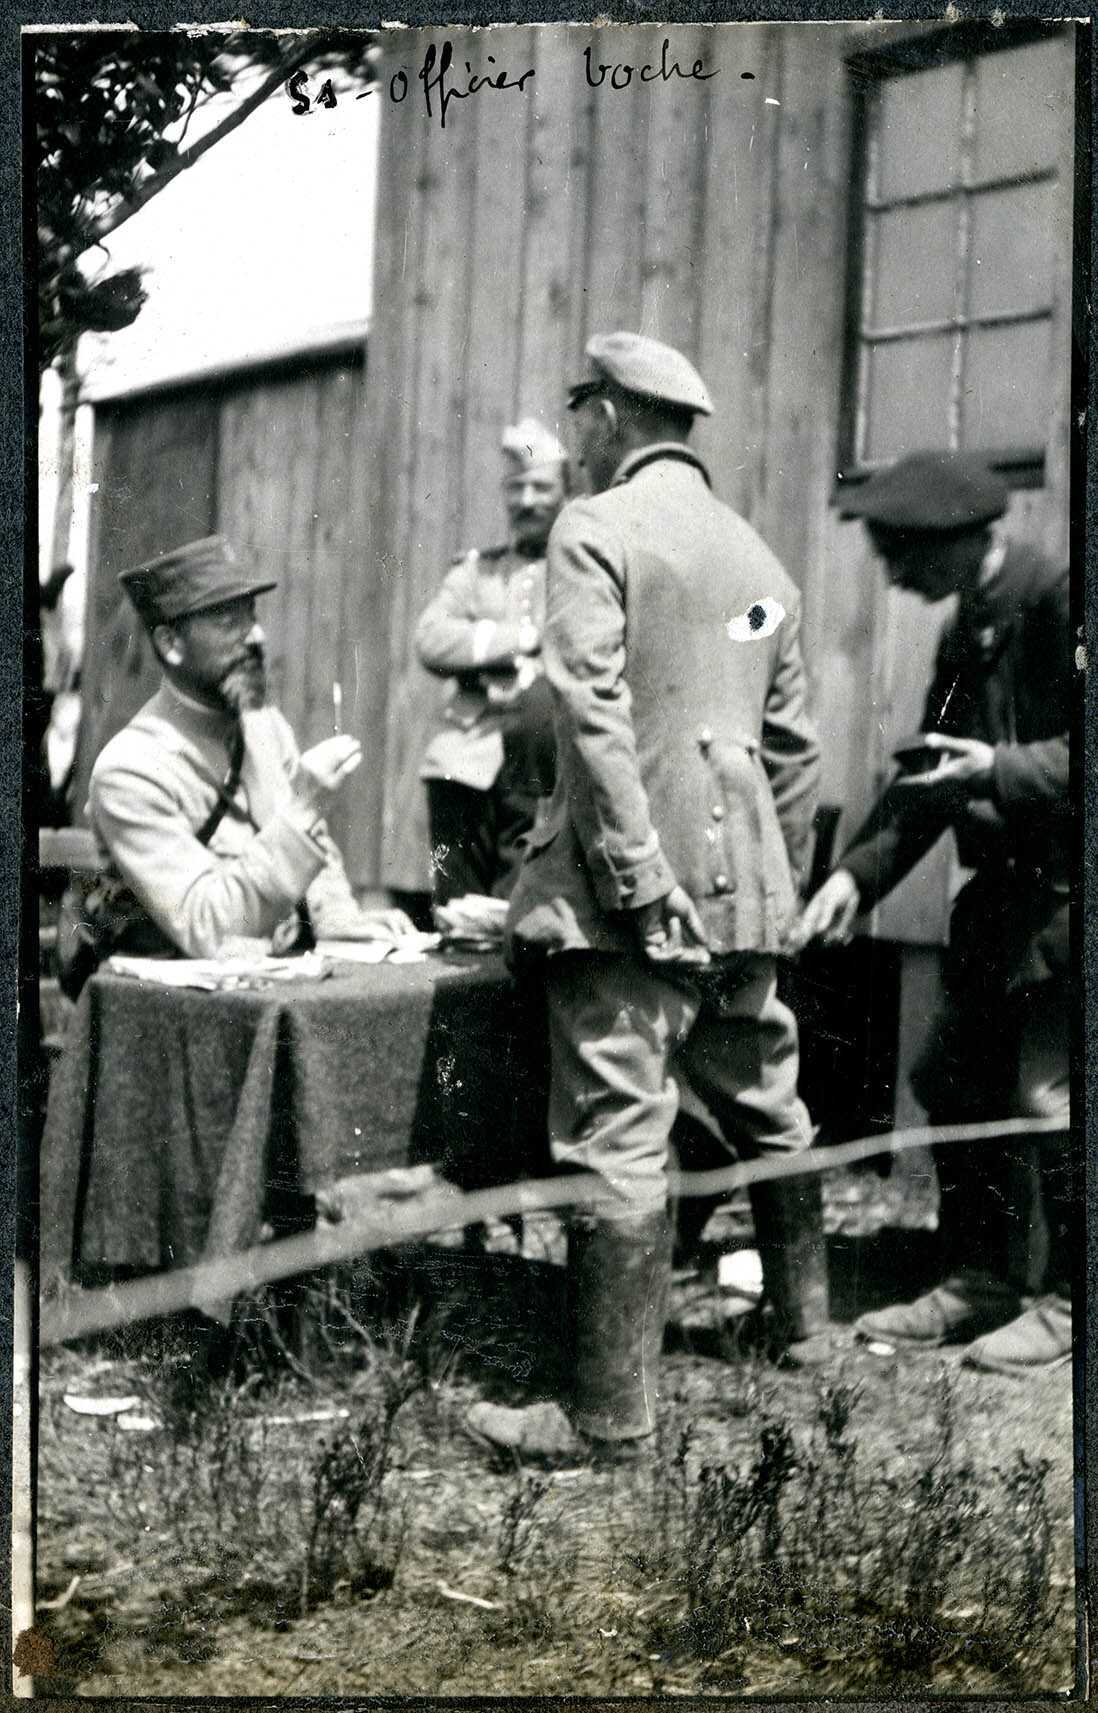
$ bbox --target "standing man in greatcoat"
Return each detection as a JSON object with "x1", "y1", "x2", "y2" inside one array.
[
  {"x1": 470, "y1": 333, "x2": 826, "y2": 1461},
  {"x1": 790, "y1": 452, "x2": 1073, "y2": 1375}
]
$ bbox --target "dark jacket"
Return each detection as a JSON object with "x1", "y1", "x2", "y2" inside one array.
[
  {"x1": 840, "y1": 541, "x2": 1071, "y2": 973},
  {"x1": 507, "y1": 444, "x2": 821, "y2": 957}
]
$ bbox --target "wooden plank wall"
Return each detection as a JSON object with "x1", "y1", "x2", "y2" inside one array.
[
  {"x1": 75, "y1": 348, "x2": 388, "y2": 881},
  {"x1": 367, "y1": 21, "x2": 1075, "y2": 910}
]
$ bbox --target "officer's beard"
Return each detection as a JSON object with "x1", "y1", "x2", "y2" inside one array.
[
  {"x1": 511, "y1": 516, "x2": 554, "y2": 558},
  {"x1": 219, "y1": 646, "x2": 268, "y2": 713}
]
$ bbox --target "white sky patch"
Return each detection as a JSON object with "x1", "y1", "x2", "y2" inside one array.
[{"x1": 726, "y1": 597, "x2": 785, "y2": 642}]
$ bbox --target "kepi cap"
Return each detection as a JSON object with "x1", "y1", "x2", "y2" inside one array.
[
  {"x1": 840, "y1": 451, "x2": 1009, "y2": 533},
  {"x1": 568, "y1": 331, "x2": 713, "y2": 417},
  {"x1": 500, "y1": 418, "x2": 568, "y2": 472},
  {"x1": 119, "y1": 536, "x2": 277, "y2": 627}
]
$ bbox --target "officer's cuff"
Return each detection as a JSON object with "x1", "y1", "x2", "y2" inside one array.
[
  {"x1": 278, "y1": 800, "x2": 328, "y2": 856},
  {"x1": 590, "y1": 840, "x2": 676, "y2": 913}
]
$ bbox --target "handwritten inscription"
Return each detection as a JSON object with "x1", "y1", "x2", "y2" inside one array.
[
  {"x1": 583, "y1": 39, "x2": 718, "y2": 89},
  {"x1": 287, "y1": 36, "x2": 722, "y2": 128}
]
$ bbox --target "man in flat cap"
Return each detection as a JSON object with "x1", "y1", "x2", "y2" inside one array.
[
  {"x1": 416, "y1": 419, "x2": 570, "y2": 903},
  {"x1": 83, "y1": 536, "x2": 412, "y2": 971},
  {"x1": 469, "y1": 332, "x2": 825, "y2": 1460},
  {"x1": 790, "y1": 450, "x2": 1073, "y2": 1376}
]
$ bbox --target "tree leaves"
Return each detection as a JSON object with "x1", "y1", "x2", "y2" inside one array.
[{"x1": 35, "y1": 30, "x2": 378, "y2": 370}]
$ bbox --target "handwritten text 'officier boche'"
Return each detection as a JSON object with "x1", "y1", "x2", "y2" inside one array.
[{"x1": 287, "y1": 38, "x2": 747, "y2": 131}]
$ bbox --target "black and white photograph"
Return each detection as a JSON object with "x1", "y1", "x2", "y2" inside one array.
[{"x1": 19, "y1": 15, "x2": 1087, "y2": 1698}]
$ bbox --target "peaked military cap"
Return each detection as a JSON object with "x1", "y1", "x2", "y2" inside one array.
[
  {"x1": 119, "y1": 536, "x2": 277, "y2": 627},
  {"x1": 840, "y1": 451, "x2": 1009, "y2": 533},
  {"x1": 500, "y1": 417, "x2": 568, "y2": 471},
  {"x1": 568, "y1": 331, "x2": 714, "y2": 417}
]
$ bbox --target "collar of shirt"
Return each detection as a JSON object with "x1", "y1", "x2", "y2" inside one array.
[
  {"x1": 611, "y1": 442, "x2": 712, "y2": 489},
  {"x1": 159, "y1": 674, "x2": 237, "y2": 740}
]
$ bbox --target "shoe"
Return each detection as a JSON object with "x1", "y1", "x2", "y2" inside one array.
[
  {"x1": 962, "y1": 1296, "x2": 1073, "y2": 1375},
  {"x1": 854, "y1": 1272, "x2": 1020, "y2": 1349},
  {"x1": 465, "y1": 1400, "x2": 583, "y2": 1460},
  {"x1": 464, "y1": 1399, "x2": 649, "y2": 1464}
]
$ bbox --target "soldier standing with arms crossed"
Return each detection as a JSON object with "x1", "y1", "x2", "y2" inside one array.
[{"x1": 416, "y1": 421, "x2": 569, "y2": 902}]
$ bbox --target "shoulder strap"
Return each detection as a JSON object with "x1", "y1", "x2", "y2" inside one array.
[{"x1": 194, "y1": 722, "x2": 246, "y2": 845}]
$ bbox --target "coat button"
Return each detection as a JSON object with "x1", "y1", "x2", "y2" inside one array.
[
  {"x1": 711, "y1": 804, "x2": 725, "y2": 821},
  {"x1": 698, "y1": 727, "x2": 713, "y2": 750},
  {"x1": 714, "y1": 873, "x2": 730, "y2": 892}
]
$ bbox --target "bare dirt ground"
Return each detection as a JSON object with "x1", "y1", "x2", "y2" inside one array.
[{"x1": 32, "y1": 1165, "x2": 1077, "y2": 1699}]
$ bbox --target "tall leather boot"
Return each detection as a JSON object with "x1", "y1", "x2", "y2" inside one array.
[
  {"x1": 569, "y1": 1207, "x2": 673, "y2": 1443},
  {"x1": 464, "y1": 1206, "x2": 672, "y2": 1461},
  {"x1": 744, "y1": 1173, "x2": 831, "y2": 1360}
]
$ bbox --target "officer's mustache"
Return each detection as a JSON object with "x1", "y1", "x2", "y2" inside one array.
[
  {"x1": 225, "y1": 643, "x2": 266, "y2": 676},
  {"x1": 220, "y1": 644, "x2": 268, "y2": 709}
]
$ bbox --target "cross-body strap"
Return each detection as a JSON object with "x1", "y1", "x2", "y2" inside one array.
[{"x1": 194, "y1": 721, "x2": 246, "y2": 845}]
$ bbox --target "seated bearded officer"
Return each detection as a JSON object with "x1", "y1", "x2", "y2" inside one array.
[
  {"x1": 789, "y1": 452, "x2": 1072, "y2": 1377},
  {"x1": 468, "y1": 333, "x2": 826, "y2": 1462},
  {"x1": 87, "y1": 537, "x2": 414, "y2": 960}
]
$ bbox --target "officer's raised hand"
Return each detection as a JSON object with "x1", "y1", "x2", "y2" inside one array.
[
  {"x1": 786, "y1": 868, "x2": 861, "y2": 951},
  {"x1": 635, "y1": 885, "x2": 711, "y2": 967},
  {"x1": 891, "y1": 732, "x2": 995, "y2": 798},
  {"x1": 292, "y1": 734, "x2": 363, "y2": 815}
]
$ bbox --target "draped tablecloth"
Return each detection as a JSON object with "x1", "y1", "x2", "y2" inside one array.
[{"x1": 40, "y1": 953, "x2": 550, "y2": 1290}]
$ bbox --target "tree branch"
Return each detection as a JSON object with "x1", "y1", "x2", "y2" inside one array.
[{"x1": 83, "y1": 33, "x2": 339, "y2": 252}]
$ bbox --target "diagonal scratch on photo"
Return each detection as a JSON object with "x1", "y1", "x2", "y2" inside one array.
[{"x1": 21, "y1": 14, "x2": 1083, "y2": 1699}]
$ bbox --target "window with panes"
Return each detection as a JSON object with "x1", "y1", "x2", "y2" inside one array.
[{"x1": 840, "y1": 25, "x2": 1073, "y2": 482}]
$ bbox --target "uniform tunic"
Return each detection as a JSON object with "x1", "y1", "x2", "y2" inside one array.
[
  {"x1": 416, "y1": 544, "x2": 555, "y2": 899},
  {"x1": 88, "y1": 679, "x2": 372, "y2": 958}
]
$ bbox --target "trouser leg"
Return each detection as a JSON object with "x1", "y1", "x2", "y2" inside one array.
[
  {"x1": 493, "y1": 679, "x2": 556, "y2": 899},
  {"x1": 425, "y1": 779, "x2": 497, "y2": 903},
  {"x1": 546, "y1": 954, "x2": 695, "y2": 1438},
  {"x1": 545, "y1": 952, "x2": 697, "y2": 1219},
  {"x1": 1016, "y1": 979, "x2": 1073, "y2": 1301},
  {"x1": 677, "y1": 954, "x2": 827, "y2": 1340},
  {"x1": 932, "y1": 1140, "x2": 1014, "y2": 1285},
  {"x1": 668, "y1": 1107, "x2": 730, "y2": 1265}
]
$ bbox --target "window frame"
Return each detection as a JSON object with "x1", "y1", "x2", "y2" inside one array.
[{"x1": 836, "y1": 19, "x2": 1071, "y2": 496}]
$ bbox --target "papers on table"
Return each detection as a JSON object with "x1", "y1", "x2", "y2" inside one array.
[
  {"x1": 108, "y1": 934, "x2": 445, "y2": 989},
  {"x1": 316, "y1": 933, "x2": 441, "y2": 965},
  {"x1": 107, "y1": 951, "x2": 332, "y2": 991},
  {"x1": 433, "y1": 894, "x2": 509, "y2": 951}
]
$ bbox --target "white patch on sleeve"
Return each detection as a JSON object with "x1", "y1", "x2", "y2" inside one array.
[{"x1": 726, "y1": 597, "x2": 786, "y2": 642}]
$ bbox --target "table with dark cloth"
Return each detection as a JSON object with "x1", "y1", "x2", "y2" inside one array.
[{"x1": 40, "y1": 953, "x2": 550, "y2": 1291}]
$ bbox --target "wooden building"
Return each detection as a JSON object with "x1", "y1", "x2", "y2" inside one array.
[
  {"x1": 79, "y1": 18, "x2": 1077, "y2": 983},
  {"x1": 364, "y1": 18, "x2": 1076, "y2": 916}
]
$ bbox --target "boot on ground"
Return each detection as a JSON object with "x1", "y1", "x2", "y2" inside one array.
[
  {"x1": 962, "y1": 1294, "x2": 1072, "y2": 1375},
  {"x1": 464, "y1": 1206, "x2": 672, "y2": 1462},
  {"x1": 854, "y1": 1270, "x2": 1020, "y2": 1349},
  {"x1": 747, "y1": 1173, "x2": 833, "y2": 1365}
]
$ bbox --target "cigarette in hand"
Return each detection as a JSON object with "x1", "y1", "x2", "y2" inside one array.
[{"x1": 332, "y1": 680, "x2": 343, "y2": 735}]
